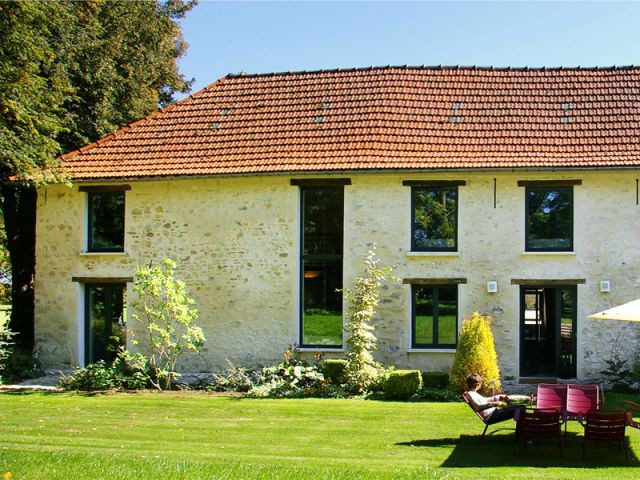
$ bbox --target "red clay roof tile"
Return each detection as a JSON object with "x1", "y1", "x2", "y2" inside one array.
[{"x1": 60, "y1": 66, "x2": 640, "y2": 180}]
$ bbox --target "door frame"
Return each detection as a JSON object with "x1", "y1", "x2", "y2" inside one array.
[{"x1": 519, "y1": 285, "x2": 577, "y2": 379}]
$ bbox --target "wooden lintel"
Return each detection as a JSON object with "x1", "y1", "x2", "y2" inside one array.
[
  {"x1": 72, "y1": 277, "x2": 133, "y2": 284},
  {"x1": 402, "y1": 180, "x2": 466, "y2": 187},
  {"x1": 290, "y1": 178, "x2": 351, "y2": 186},
  {"x1": 517, "y1": 180, "x2": 582, "y2": 188},
  {"x1": 78, "y1": 184, "x2": 131, "y2": 192},
  {"x1": 510, "y1": 279, "x2": 586, "y2": 286},
  {"x1": 403, "y1": 278, "x2": 467, "y2": 285}
]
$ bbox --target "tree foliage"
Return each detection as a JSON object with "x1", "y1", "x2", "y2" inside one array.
[
  {"x1": 450, "y1": 312, "x2": 501, "y2": 395},
  {"x1": 343, "y1": 247, "x2": 396, "y2": 393},
  {"x1": 131, "y1": 258, "x2": 205, "y2": 390},
  {"x1": 0, "y1": 0, "x2": 196, "y2": 350}
]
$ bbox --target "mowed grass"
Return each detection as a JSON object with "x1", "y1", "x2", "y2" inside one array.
[{"x1": 1, "y1": 392, "x2": 640, "y2": 479}]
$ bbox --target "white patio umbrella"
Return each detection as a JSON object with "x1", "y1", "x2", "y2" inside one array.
[{"x1": 588, "y1": 299, "x2": 640, "y2": 322}]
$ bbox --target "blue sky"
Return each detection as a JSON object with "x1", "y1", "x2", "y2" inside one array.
[{"x1": 177, "y1": 1, "x2": 640, "y2": 97}]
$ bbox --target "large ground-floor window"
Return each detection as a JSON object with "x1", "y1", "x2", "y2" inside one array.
[
  {"x1": 85, "y1": 284, "x2": 126, "y2": 364},
  {"x1": 411, "y1": 284, "x2": 458, "y2": 349}
]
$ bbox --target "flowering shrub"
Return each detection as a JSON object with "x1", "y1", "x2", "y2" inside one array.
[
  {"x1": 131, "y1": 258, "x2": 205, "y2": 390},
  {"x1": 343, "y1": 247, "x2": 397, "y2": 393}
]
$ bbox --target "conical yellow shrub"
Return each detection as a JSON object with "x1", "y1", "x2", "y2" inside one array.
[{"x1": 450, "y1": 312, "x2": 501, "y2": 395}]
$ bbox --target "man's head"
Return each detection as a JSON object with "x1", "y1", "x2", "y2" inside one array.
[{"x1": 466, "y1": 373, "x2": 483, "y2": 391}]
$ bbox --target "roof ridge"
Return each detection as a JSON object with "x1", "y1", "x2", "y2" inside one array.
[{"x1": 225, "y1": 64, "x2": 640, "y2": 79}]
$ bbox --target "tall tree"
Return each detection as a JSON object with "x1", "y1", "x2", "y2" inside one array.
[{"x1": 0, "y1": 0, "x2": 196, "y2": 352}]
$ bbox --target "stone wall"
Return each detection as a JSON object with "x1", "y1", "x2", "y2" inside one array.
[{"x1": 34, "y1": 171, "x2": 640, "y2": 380}]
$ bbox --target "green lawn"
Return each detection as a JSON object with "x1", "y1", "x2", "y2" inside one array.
[{"x1": 1, "y1": 392, "x2": 640, "y2": 479}]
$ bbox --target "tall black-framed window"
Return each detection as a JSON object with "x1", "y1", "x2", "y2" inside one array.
[
  {"x1": 411, "y1": 284, "x2": 458, "y2": 348},
  {"x1": 525, "y1": 187, "x2": 573, "y2": 251},
  {"x1": 85, "y1": 283, "x2": 126, "y2": 364},
  {"x1": 295, "y1": 180, "x2": 347, "y2": 348},
  {"x1": 410, "y1": 185, "x2": 459, "y2": 251}
]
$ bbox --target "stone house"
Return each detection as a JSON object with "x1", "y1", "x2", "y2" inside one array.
[{"x1": 35, "y1": 66, "x2": 640, "y2": 382}]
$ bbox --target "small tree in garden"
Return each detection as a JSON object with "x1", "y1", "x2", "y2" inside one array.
[
  {"x1": 0, "y1": 320, "x2": 13, "y2": 384},
  {"x1": 131, "y1": 258, "x2": 205, "y2": 390},
  {"x1": 343, "y1": 247, "x2": 396, "y2": 393},
  {"x1": 450, "y1": 312, "x2": 501, "y2": 395}
]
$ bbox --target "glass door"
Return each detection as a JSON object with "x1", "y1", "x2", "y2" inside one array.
[{"x1": 520, "y1": 286, "x2": 576, "y2": 378}]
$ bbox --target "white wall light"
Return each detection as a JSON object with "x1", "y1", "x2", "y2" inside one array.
[
  {"x1": 600, "y1": 280, "x2": 611, "y2": 293},
  {"x1": 487, "y1": 281, "x2": 498, "y2": 293}
]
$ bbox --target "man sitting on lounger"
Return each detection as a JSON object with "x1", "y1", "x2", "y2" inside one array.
[{"x1": 465, "y1": 373, "x2": 529, "y2": 423}]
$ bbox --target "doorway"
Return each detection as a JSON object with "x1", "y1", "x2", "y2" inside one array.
[{"x1": 520, "y1": 286, "x2": 576, "y2": 379}]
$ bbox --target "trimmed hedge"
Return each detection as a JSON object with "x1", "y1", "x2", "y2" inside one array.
[
  {"x1": 421, "y1": 371, "x2": 449, "y2": 389},
  {"x1": 323, "y1": 359, "x2": 348, "y2": 384},
  {"x1": 385, "y1": 370, "x2": 423, "y2": 400}
]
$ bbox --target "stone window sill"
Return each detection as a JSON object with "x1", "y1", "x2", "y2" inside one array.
[
  {"x1": 297, "y1": 347, "x2": 344, "y2": 353},
  {"x1": 521, "y1": 251, "x2": 576, "y2": 256},
  {"x1": 407, "y1": 348, "x2": 457, "y2": 353},
  {"x1": 406, "y1": 252, "x2": 460, "y2": 258},
  {"x1": 79, "y1": 251, "x2": 129, "y2": 257}
]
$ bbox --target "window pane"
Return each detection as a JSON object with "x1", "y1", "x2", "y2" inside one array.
[
  {"x1": 414, "y1": 286, "x2": 434, "y2": 345},
  {"x1": 437, "y1": 285, "x2": 457, "y2": 345},
  {"x1": 413, "y1": 188, "x2": 457, "y2": 250},
  {"x1": 302, "y1": 259, "x2": 342, "y2": 346},
  {"x1": 527, "y1": 188, "x2": 572, "y2": 250},
  {"x1": 90, "y1": 192, "x2": 125, "y2": 251},
  {"x1": 302, "y1": 187, "x2": 344, "y2": 256},
  {"x1": 87, "y1": 284, "x2": 125, "y2": 363}
]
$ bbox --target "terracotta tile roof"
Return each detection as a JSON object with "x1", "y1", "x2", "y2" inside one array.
[{"x1": 61, "y1": 65, "x2": 640, "y2": 180}]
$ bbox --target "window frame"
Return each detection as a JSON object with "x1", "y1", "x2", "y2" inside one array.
[
  {"x1": 524, "y1": 186, "x2": 574, "y2": 252},
  {"x1": 84, "y1": 282, "x2": 126, "y2": 364},
  {"x1": 406, "y1": 181, "x2": 464, "y2": 252},
  {"x1": 81, "y1": 185, "x2": 129, "y2": 253},
  {"x1": 410, "y1": 283, "x2": 458, "y2": 349},
  {"x1": 294, "y1": 179, "x2": 349, "y2": 349}
]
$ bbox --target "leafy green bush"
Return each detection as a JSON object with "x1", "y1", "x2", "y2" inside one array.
[
  {"x1": 248, "y1": 360, "x2": 325, "y2": 398},
  {"x1": 385, "y1": 370, "x2": 423, "y2": 400},
  {"x1": 415, "y1": 387, "x2": 460, "y2": 402},
  {"x1": 210, "y1": 361, "x2": 259, "y2": 392},
  {"x1": 422, "y1": 371, "x2": 449, "y2": 389},
  {"x1": 323, "y1": 359, "x2": 347, "y2": 384},
  {"x1": 2, "y1": 351, "x2": 44, "y2": 384},
  {"x1": 450, "y1": 312, "x2": 501, "y2": 395},
  {"x1": 60, "y1": 351, "x2": 152, "y2": 391},
  {"x1": 0, "y1": 320, "x2": 13, "y2": 384}
]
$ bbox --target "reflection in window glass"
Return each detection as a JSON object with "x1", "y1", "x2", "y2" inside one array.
[
  {"x1": 302, "y1": 260, "x2": 343, "y2": 346},
  {"x1": 412, "y1": 188, "x2": 457, "y2": 251},
  {"x1": 89, "y1": 191, "x2": 125, "y2": 251},
  {"x1": 86, "y1": 284, "x2": 126, "y2": 364},
  {"x1": 526, "y1": 188, "x2": 572, "y2": 251},
  {"x1": 412, "y1": 285, "x2": 457, "y2": 348},
  {"x1": 301, "y1": 186, "x2": 343, "y2": 347}
]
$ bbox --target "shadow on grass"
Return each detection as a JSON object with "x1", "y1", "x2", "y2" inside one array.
[{"x1": 397, "y1": 430, "x2": 640, "y2": 468}]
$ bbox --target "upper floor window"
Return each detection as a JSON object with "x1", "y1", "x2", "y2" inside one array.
[
  {"x1": 524, "y1": 186, "x2": 574, "y2": 251},
  {"x1": 80, "y1": 185, "x2": 129, "y2": 252},
  {"x1": 411, "y1": 283, "x2": 458, "y2": 349},
  {"x1": 407, "y1": 181, "x2": 464, "y2": 252}
]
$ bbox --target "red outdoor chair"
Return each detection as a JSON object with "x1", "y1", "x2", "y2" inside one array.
[
  {"x1": 623, "y1": 401, "x2": 640, "y2": 429},
  {"x1": 582, "y1": 409, "x2": 628, "y2": 461},
  {"x1": 565, "y1": 384, "x2": 601, "y2": 425},
  {"x1": 536, "y1": 383, "x2": 567, "y2": 412},
  {"x1": 517, "y1": 408, "x2": 564, "y2": 456},
  {"x1": 461, "y1": 391, "x2": 515, "y2": 442}
]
